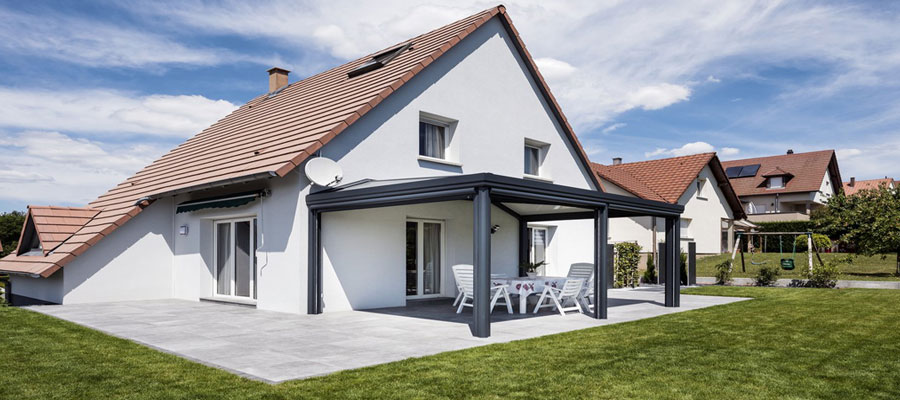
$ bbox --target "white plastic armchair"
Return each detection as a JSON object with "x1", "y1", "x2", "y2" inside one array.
[
  {"x1": 533, "y1": 278, "x2": 585, "y2": 316},
  {"x1": 452, "y1": 265, "x2": 513, "y2": 314},
  {"x1": 568, "y1": 263, "x2": 595, "y2": 311}
]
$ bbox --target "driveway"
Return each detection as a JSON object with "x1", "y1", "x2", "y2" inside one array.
[{"x1": 27, "y1": 287, "x2": 747, "y2": 383}]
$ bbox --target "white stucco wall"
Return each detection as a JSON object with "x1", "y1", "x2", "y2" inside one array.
[
  {"x1": 61, "y1": 198, "x2": 175, "y2": 304},
  {"x1": 677, "y1": 165, "x2": 734, "y2": 254},
  {"x1": 10, "y1": 272, "x2": 63, "y2": 304},
  {"x1": 321, "y1": 201, "x2": 518, "y2": 311}
]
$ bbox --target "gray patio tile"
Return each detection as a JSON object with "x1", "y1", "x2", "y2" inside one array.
[{"x1": 25, "y1": 288, "x2": 749, "y2": 383}]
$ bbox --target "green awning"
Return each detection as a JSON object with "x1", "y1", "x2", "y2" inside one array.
[{"x1": 176, "y1": 191, "x2": 261, "y2": 214}]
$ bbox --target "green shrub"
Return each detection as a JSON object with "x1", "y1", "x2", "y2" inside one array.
[
  {"x1": 806, "y1": 257, "x2": 844, "y2": 288},
  {"x1": 794, "y1": 234, "x2": 832, "y2": 251},
  {"x1": 642, "y1": 253, "x2": 657, "y2": 284},
  {"x1": 715, "y1": 259, "x2": 733, "y2": 285},
  {"x1": 680, "y1": 250, "x2": 688, "y2": 285},
  {"x1": 614, "y1": 242, "x2": 641, "y2": 288},
  {"x1": 754, "y1": 265, "x2": 780, "y2": 286}
]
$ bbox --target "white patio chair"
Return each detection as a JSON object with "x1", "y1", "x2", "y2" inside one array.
[
  {"x1": 452, "y1": 265, "x2": 513, "y2": 314},
  {"x1": 568, "y1": 263, "x2": 595, "y2": 311},
  {"x1": 533, "y1": 278, "x2": 584, "y2": 316}
]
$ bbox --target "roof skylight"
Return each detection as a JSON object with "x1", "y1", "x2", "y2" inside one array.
[{"x1": 347, "y1": 42, "x2": 413, "y2": 78}]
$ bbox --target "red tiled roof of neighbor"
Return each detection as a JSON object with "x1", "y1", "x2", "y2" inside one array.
[
  {"x1": 0, "y1": 5, "x2": 598, "y2": 278},
  {"x1": 721, "y1": 150, "x2": 842, "y2": 197},
  {"x1": 843, "y1": 177, "x2": 895, "y2": 196},
  {"x1": 593, "y1": 153, "x2": 746, "y2": 219}
]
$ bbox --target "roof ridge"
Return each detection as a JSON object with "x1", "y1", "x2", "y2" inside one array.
[{"x1": 606, "y1": 152, "x2": 716, "y2": 168}]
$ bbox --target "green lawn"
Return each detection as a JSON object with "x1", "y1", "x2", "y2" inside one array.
[
  {"x1": 2, "y1": 287, "x2": 900, "y2": 399},
  {"x1": 697, "y1": 252, "x2": 899, "y2": 281}
]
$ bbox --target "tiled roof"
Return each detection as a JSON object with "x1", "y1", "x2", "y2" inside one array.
[
  {"x1": 843, "y1": 178, "x2": 895, "y2": 196},
  {"x1": 0, "y1": 5, "x2": 597, "y2": 278},
  {"x1": 721, "y1": 150, "x2": 841, "y2": 197},
  {"x1": 593, "y1": 153, "x2": 745, "y2": 218},
  {"x1": 0, "y1": 206, "x2": 101, "y2": 276}
]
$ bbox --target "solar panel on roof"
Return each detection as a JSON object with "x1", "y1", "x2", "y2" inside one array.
[{"x1": 726, "y1": 164, "x2": 761, "y2": 178}]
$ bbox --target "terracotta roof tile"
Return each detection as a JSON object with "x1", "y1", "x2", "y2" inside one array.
[
  {"x1": 843, "y1": 177, "x2": 895, "y2": 196},
  {"x1": 0, "y1": 5, "x2": 599, "y2": 277},
  {"x1": 721, "y1": 150, "x2": 841, "y2": 197},
  {"x1": 592, "y1": 153, "x2": 745, "y2": 218}
]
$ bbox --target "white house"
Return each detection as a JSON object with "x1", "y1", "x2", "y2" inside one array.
[
  {"x1": 537, "y1": 153, "x2": 746, "y2": 277},
  {"x1": 722, "y1": 149, "x2": 843, "y2": 222},
  {"x1": 0, "y1": 6, "x2": 686, "y2": 337}
]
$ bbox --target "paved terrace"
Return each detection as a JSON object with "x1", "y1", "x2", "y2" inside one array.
[{"x1": 27, "y1": 287, "x2": 748, "y2": 383}]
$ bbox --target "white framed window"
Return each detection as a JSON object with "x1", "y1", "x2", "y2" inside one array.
[
  {"x1": 406, "y1": 219, "x2": 444, "y2": 298},
  {"x1": 418, "y1": 112, "x2": 460, "y2": 166},
  {"x1": 419, "y1": 120, "x2": 447, "y2": 159},
  {"x1": 527, "y1": 226, "x2": 548, "y2": 274},
  {"x1": 680, "y1": 218, "x2": 692, "y2": 239},
  {"x1": 524, "y1": 139, "x2": 550, "y2": 180},
  {"x1": 696, "y1": 178, "x2": 708, "y2": 199},
  {"x1": 524, "y1": 145, "x2": 540, "y2": 176},
  {"x1": 768, "y1": 176, "x2": 784, "y2": 189}
]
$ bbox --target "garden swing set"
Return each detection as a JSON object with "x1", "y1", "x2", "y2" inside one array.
[{"x1": 730, "y1": 232, "x2": 823, "y2": 273}]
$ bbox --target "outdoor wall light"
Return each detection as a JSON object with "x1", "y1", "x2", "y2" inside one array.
[
  {"x1": 179, "y1": 225, "x2": 189, "y2": 236},
  {"x1": 491, "y1": 224, "x2": 501, "y2": 234}
]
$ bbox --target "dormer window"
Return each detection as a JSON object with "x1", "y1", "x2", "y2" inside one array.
[
  {"x1": 768, "y1": 176, "x2": 784, "y2": 189},
  {"x1": 762, "y1": 166, "x2": 792, "y2": 189},
  {"x1": 347, "y1": 42, "x2": 413, "y2": 78}
]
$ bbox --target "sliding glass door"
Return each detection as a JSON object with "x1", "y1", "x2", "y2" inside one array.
[
  {"x1": 215, "y1": 218, "x2": 258, "y2": 299},
  {"x1": 406, "y1": 219, "x2": 443, "y2": 298}
]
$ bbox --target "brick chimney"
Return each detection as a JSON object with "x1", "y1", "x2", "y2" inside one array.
[
  {"x1": 612, "y1": 157, "x2": 622, "y2": 165},
  {"x1": 267, "y1": 67, "x2": 290, "y2": 93},
  {"x1": 786, "y1": 149, "x2": 794, "y2": 155},
  {"x1": 849, "y1": 177, "x2": 856, "y2": 187}
]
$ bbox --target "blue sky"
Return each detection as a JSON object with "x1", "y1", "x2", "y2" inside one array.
[{"x1": 1, "y1": 0, "x2": 899, "y2": 212}]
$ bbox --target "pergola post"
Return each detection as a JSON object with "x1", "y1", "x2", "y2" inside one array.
[
  {"x1": 592, "y1": 205, "x2": 609, "y2": 319},
  {"x1": 473, "y1": 187, "x2": 492, "y2": 338},
  {"x1": 664, "y1": 216, "x2": 681, "y2": 307},
  {"x1": 307, "y1": 209, "x2": 322, "y2": 314}
]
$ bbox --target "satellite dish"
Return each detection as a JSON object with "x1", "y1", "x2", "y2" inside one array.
[{"x1": 305, "y1": 157, "x2": 343, "y2": 187}]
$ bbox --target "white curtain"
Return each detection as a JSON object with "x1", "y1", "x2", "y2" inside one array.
[
  {"x1": 419, "y1": 122, "x2": 445, "y2": 159},
  {"x1": 423, "y1": 223, "x2": 441, "y2": 295}
]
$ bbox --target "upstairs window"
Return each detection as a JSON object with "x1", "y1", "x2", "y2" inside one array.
[
  {"x1": 768, "y1": 176, "x2": 784, "y2": 189},
  {"x1": 419, "y1": 121, "x2": 447, "y2": 160},
  {"x1": 524, "y1": 145, "x2": 540, "y2": 176},
  {"x1": 696, "y1": 178, "x2": 708, "y2": 199}
]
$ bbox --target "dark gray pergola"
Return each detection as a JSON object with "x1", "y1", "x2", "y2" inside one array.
[{"x1": 306, "y1": 173, "x2": 683, "y2": 338}]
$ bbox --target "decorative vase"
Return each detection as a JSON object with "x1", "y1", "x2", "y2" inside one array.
[{"x1": 526, "y1": 272, "x2": 536, "y2": 278}]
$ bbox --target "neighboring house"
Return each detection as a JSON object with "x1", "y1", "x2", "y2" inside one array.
[
  {"x1": 843, "y1": 177, "x2": 895, "y2": 196},
  {"x1": 722, "y1": 150, "x2": 843, "y2": 222},
  {"x1": 539, "y1": 153, "x2": 745, "y2": 276},
  {"x1": 0, "y1": 6, "x2": 685, "y2": 336}
]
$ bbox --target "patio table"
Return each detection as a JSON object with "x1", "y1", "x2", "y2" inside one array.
[{"x1": 492, "y1": 276, "x2": 569, "y2": 314}]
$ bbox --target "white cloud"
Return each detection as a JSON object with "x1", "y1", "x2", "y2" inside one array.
[
  {"x1": 602, "y1": 123, "x2": 627, "y2": 134},
  {"x1": 624, "y1": 83, "x2": 692, "y2": 111},
  {"x1": 125, "y1": 0, "x2": 900, "y2": 131},
  {"x1": 0, "y1": 131, "x2": 167, "y2": 205},
  {"x1": 835, "y1": 142, "x2": 900, "y2": 179},
  {"x1": 0, "y1": 7, "x2": 270, "y2": 68},
  {"x1": 836, "y1": 148, "x2": 863, "y2": 159},
  {"x1": 535, "y1": 57, "x2": 577, "y2": 80},
  {"x1": 720, "y1": 147, "x2": 741, "y2": 156},
  {"x1": 0, "y1": 87, "x2": 238, "y2": 138},
  {"x1": 645, "y1": 141, "x2": 739, "y2": 158}
]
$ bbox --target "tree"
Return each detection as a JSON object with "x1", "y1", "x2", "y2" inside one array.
[
  {"x1": 0, "y1": 211, "x2": 27, "y2": 257},
  {"x1": 812, "y1": 186, "x2": 900, "y2": 275}
]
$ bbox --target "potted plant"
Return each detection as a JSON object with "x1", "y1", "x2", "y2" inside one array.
[{"x1": 519, "y1": 260, "x2": 546, "y2": 278}]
